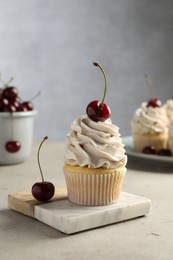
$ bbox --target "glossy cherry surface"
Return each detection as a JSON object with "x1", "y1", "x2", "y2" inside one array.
[
  {"x1": 0, "y1": 97, "x2": 9, "y2": 111},
  {"x1": 142, "y1": 146, "x2": 156, "y2": 154},
  {"x1": 147, "y1": 98, "x2": 161, "y2": 108},
  {"x1": 22, "y1": 101, "x2": 33, "y2": 111},
  {"x1": 144, "y1": 75, "x2": 161, "y2": 108},
  {"x1": 86, "y1": 62, "x2": 111, "y2": 122},
  {"x1": 16, "y1": 105, "x2": 27, "y2": 112},
  {"x1": 32, "y1": 182, "x2": 55, "y2": 202},
  {"x1": 2, "y1": 86, "x2": 18, "y2": 101},
  {"x1": 9, "y1": 98, "x2": 20, "y2": 109},
  {"x1": 4, "y1": 104, "x2": 16, "y2": 112},
  {"x1": 86, "y1": 100, "x2": 111, "y2": 122},
  {"x1": 31, "y1": 136, "x2": 55, "y2": 202},
  {"x1": 5, "y1": 141, "x2": 21, "y2": 153},
  {"x1": 0, "y1": 77, "x2": 35, "y2": 112}
]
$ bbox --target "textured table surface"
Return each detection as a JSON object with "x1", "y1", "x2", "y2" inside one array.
[{"x1": 1, "y1": 141, "x2": 173, "y2": 259}]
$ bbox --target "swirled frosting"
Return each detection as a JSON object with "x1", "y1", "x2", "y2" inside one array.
[
  {"x1": 64, "y1": 115, "x2": 127, "y2": 169},
  {"x1": 168, "y1": 122, "x2": 173, "y2": 136},
  {"x1": 131, "y1": 102, "x2": 169, "y2": 134},
  {"x1": 165, "y1": 99, "x2": 173, "y2": 122}
]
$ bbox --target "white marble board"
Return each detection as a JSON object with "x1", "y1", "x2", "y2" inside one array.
[{"x1": 34, "y1": 192, "x2": 151, "y2": 234}]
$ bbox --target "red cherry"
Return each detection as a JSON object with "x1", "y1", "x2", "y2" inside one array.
[
  {"x1": 142, "y1": 146, "x2": 156, "y2": 154},
  {"x1": 86, "y1": 100, "x2": 111, "y2": 122},
  {"x1": 0, "y1": 97, "x2": 9, "y2": 111},
  {"x1": 32, "y1": 182, "x2": 55, "y2": 202},
  {"x1": 144, "y1": 75, "x2": 161, "y2": 108},
  {"x1": 16, "y1": 105, "x2": 27, "y2": 112},
  {"x1": 4, "y1": 104, "x2": 16, "y2": 112},
  {"x1": 5, "y1": 141, "x2": 21, "y2": 153},
  {"x1": 9, "y1": 98, "x2": 20, "y2": 109},
  {"x1": 1, "y1": 104, "x2": 16, "y2": 112},
  {"x1": 147, "y1": 98, "x2": 161, "y2": 108},
  {"x1": 31, "y1": 136, "x2": 55, "y2": 202},
  {"x1": 157, "y1": 149, "x2": 172, "y2": 156},
  {"x1": 86, "y1": 62, "x2": 111, "y2": 122},
  {"x1": 2, "y1": 86, "x2": 18, "y2": 101},
  {"x1": 22, "y1": 101, "x2": 33, "y2": 111}
]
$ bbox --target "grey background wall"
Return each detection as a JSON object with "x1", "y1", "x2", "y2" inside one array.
[{"x1": 0, "y1": 0, "x2": 173, "y2": 140}]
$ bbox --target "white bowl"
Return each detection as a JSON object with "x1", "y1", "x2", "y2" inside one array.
[{"x1": 0, "y1": 110, "x2": 37, "y2": 165}]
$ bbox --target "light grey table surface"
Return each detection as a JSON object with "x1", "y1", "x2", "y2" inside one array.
[{"x1": 0, "y1": 141, "x2": 173, "y2": 260}]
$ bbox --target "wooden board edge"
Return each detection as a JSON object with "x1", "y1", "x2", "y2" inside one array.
[
  {"x1": 8, "y1": 186, "x2": 68, "y2": 218},
  {"x1": 8, "y1": 194, "x2": 35, "y2": 217}
]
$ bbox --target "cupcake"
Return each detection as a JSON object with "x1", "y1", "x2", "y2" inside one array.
[
  {"x1": 131, "y1": 100, "x2": 169, "y2": 153},
  {"x1": 168, "y1": 122, "x2": 173, "y2": 155},
  {"x1": 63, "y1": 62, "x2": 127, "y2": 206},
  {"x1": 164, "y1": 98, "x2": 173, "y2": 122}
]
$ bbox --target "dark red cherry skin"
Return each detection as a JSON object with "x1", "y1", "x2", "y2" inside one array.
[
  {"x1": 2, "y1": 86, "x2": 18, "y2": 101},
  {"x1": 5, "y1": 141, "x2": 21, "y2": 153},
  {"x1": 16, "y1": 105, "x2": 27, "y2": 112},
  {"x1": 0, "y1": 104, "x2": 16, "y2": 112},
  {"x1": 147, "y1": 98, "x2": 161, "y2": 108},
  {"x1": 3, "y1": 104, "x2": 16, "y2": 112},
  {"x1": 157, "y1": 149, "x2": 172, "y2": 156},
  {"x1": 9, "y1": 98, "x2": 20, "y2": 109},
  {"x1": 142, "y1": 146, "x2": 156, "y2": 154},
  {"x1": 22, "y1": 101, "x2": 33, "y2": 111},
  {"x1": 32, "y1": 182, "x2": 55, "y2": 202},
  {"x1": 86, "y1": 100, "x2": 111, "y2": 122},
  {"x1": 0, "y1": 97, "x2": 9, "y2": 111}
]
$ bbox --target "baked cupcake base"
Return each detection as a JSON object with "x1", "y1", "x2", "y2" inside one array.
[
  {"x1": 132, "y1": 132, "x2": 168, "y2": 152},
  {"x1": 63, "y1": 164, "x2": 126, "y2": 206},
  {"x1": 168, "y1": 136, "x2": 173, "y2": 154}
]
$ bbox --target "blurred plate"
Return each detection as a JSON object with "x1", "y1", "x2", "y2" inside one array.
[{"x1": 122, "y1": 136, "x2": 173, "y2": 163}]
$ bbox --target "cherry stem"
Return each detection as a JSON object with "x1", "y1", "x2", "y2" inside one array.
[
  {"x1": 37, "y1": 136, "x2": 48, "y2": 182},
  {"x1": 0, "y1": 76, "x2": 14, "y2": 88},
  {"x1": 145, "y1": 74, "x2": 155, "y2": 98},
  {"x1": 18, "y1": 90, "x2": 41, "y2": 103},
  {"x1": 93, "y1": 62, "x2": 107, "y2": 106},
  {"x1": 30, "y1": 90, "x2": 41, "y2": 101}
]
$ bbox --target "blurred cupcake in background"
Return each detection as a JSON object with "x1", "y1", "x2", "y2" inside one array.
[
  {"x1": 131, "y1": 100, "x2": 169, "y2": 153},
  {"x1": 164, "y1": 98, "x2": 173, "y2": 122}
]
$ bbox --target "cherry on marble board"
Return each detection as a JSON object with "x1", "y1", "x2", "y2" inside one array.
[{"x1": 31, "y1": 136, "x2": 55, "y2": 202}]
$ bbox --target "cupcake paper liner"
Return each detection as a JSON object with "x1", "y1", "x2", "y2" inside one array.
[{"x1": 64, "y1": 166, "x2": 126, "y2": 206}]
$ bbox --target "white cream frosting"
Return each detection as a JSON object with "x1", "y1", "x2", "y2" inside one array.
[
  {"x1": 64, "y1": 115, "x2": 127, "y2": 169},
  {"x1": 168, "y1": 122, "x2": 173, "y2": 136},
  {"x1": 165, "y1": 99, "x2": 173, "y2": 122},
  {"x1": 131, "y1": 102, "x2": 169, "y2": 134}
]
